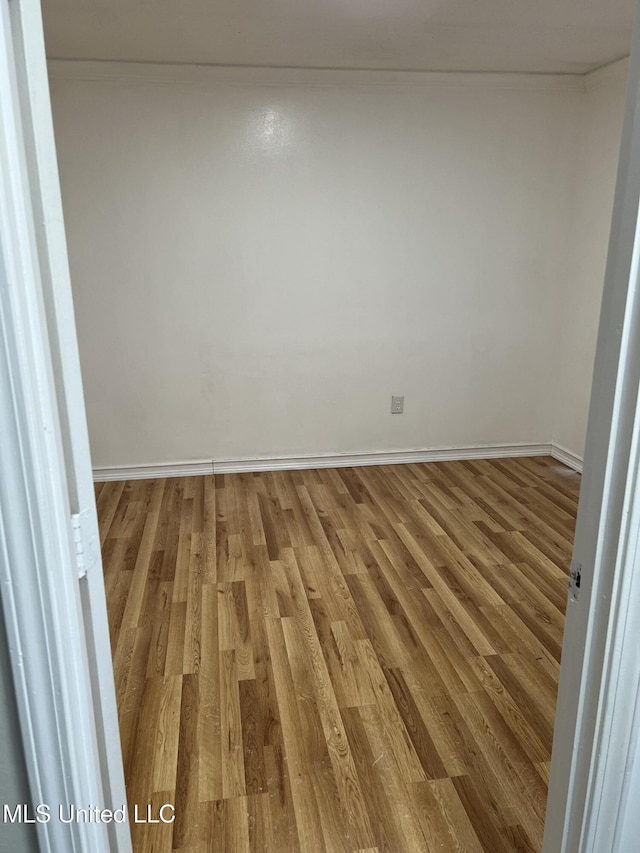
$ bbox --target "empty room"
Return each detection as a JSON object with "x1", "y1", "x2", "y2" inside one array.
[{"x1": 2, "y1": 0, "x2": 639, "y2": 851}]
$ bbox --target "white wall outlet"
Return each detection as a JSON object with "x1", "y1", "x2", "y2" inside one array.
[{"x1": 391, "y1": 395, "x2": 404, "y2": 414}]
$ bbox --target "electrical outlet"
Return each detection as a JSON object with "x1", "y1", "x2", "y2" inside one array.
[{"x1": 391, "y1": 395, "x2": 404, "y2": 414}]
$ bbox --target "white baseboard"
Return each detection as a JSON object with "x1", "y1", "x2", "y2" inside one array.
[
  {"x1": 93, "y1": 442, "x2": 558, "y2": 481},
  {"x1": 213, "y1": 443, "x2": 552, "y2": 473},
  {"x1": 550, "y1": 443, "x2": 584, "y2": 473},
  {"x1": 93, "y1": 459, "x2": 214, "y2": 482}
]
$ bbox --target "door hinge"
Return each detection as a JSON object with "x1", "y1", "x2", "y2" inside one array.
[
  {"x1": 569, "y1": 562, "x2": 582, "y2": 600},
  {"x1": 70, "y1": 509, "x2": 100, "y2": 579}
]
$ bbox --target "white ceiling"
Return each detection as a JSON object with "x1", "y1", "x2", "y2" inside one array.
[{"x1": 42, "y1": 0, "x2": 635, "y2": 75}]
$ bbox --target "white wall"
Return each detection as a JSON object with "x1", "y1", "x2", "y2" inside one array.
[
  {"x1": 50, "y1": 63, "x2": 585, "y2": 469},
  {"x1": 552, "y1": 60, "x2": 628, "y2": 460}
]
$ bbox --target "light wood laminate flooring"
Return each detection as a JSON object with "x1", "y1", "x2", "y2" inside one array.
[{"x1": 96, "y1": 456, "x2": 580, "y2": 852}]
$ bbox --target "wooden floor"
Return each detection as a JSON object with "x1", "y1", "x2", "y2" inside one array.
[{"x1": 97, "y1": 456, "x2": 580, "y2": 853}]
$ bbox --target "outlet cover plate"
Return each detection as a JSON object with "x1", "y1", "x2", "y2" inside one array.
[{"x1": 391, "y1": 395, "x2": 404, "y2": 414}]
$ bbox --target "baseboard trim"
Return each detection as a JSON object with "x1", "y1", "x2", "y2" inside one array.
[
  {"x1": 550, "y1": 444, "x2": 584, "y2": 473},
  {"x1": 213, "y1": 443, "x2": 553, "y2": 473},
  {"x1": 93, "y1": 459, "x2": 214, "y2": 482},
  {"x1": 93, "y1": 442, "x2": 557, "y2": 481}
]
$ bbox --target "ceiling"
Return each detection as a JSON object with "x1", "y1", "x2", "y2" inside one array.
[{"x1": 42, "y1": 0, "x2": 635, "y2": 75}]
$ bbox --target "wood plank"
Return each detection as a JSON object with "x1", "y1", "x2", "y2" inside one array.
[{"x1": 99, "y1": 457, "x2": 579, "y2": 852}]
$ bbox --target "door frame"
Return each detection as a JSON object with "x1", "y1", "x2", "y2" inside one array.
[
  {"x1": 0, "y1": 0, "x2": 129, "y2": 851},
  {"x1": 7, "y1": 3, "x2": 131, "y2": 850},
  {"x1": 544, "y1": 4, "x2": 640, "y2": 850}
]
